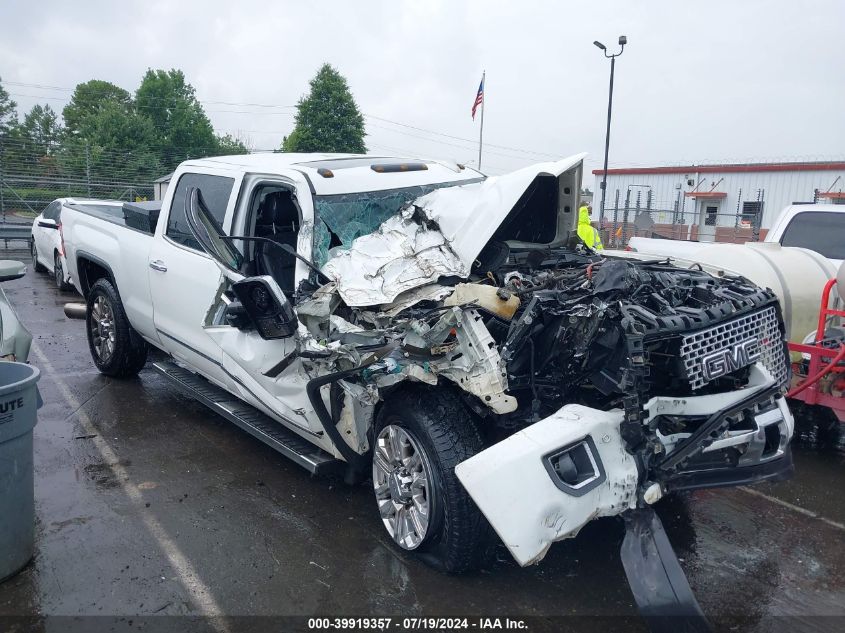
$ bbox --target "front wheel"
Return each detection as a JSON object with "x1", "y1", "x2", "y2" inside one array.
[
  {"x1": 54, "y1": 253, "x2": 71, "y2": 291},
  {"x1": 373, "y1": 387, "x2": 490, "y2": 573},
  {"x1": 31, "y1": 241, "x2": 46, "y2": 272},
  {"x1": 86, "y1": 278, "x2": 148, "y2": 378}
]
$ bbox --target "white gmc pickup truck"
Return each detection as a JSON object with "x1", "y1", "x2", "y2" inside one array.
[{"x1": 62, "y1": 152, "x2": 795, "y2": 619}]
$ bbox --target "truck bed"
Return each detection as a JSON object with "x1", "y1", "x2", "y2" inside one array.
[
  {"x1": 65, "y1": 200, "x2": 162, "y2": 235},
  {"x1": 61, "y1": 198, "x2": 159, "y2": 343}
]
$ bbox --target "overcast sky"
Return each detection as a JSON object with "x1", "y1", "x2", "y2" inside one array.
[{"x1": 2, "y1": 0, "x2": 843, "y2": 175}]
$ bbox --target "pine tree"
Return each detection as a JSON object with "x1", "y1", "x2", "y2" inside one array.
[
  {"x1": 0, "y1": 76, "x2": 18, "y2": 135},
  {"x1": 281, "y1": 64, "x2": 366, "y2": 153}
]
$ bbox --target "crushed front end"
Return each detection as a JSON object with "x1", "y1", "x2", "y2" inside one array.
[
  {"x1": 453, "y1": 256, "x2": 794, "y2": 566},
  {"x1": 287, "y1": 155, "x2": 793, "y2": 571}
]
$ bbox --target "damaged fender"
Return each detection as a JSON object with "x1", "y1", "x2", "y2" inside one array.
[{"x1": 455, "y1": 404, "x2": 638, "y2": 566}]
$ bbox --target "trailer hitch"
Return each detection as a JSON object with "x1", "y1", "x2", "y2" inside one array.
[{"x1": 620, "y1": 507, "x2": 710, "y2": 633}]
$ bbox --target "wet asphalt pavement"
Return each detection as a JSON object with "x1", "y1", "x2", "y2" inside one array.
[{"x1": 1, "y1": 255, "x2": 844, "y2": 632}]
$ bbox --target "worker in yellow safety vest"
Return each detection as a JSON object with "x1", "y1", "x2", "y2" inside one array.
[{"x1": 577, "y1": 204, "x2": 604, "y2": 250}]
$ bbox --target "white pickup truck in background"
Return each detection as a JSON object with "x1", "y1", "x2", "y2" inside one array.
[
  {"x1": 630, "y1": 203, "x2": 845, "y2": 267},
  {"x1": 766, "y1": 203, "x2": 845, "y2": 266},
  {"x1": 60, "y1": 152, "x2": 796, "y2": 622}
]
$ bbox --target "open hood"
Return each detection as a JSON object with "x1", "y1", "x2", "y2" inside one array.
[{"x1": 322, "y1": 153, "x2": 586, "y2": 307}]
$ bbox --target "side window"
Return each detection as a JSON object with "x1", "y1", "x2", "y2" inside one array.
[
  {"x1": 166, "y1": 173, "x2": 235, "y2": 250},
  {"x1": 43, "y1": 201, "x2": 61, "y2": 221}
]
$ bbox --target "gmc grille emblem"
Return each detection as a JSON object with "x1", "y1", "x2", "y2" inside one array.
[{"x1": 701, "y1": 337, "x2": 762, "y2": 381}]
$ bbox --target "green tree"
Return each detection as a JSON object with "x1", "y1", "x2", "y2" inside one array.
[
  {"x1": 61, "y1": 99, "x2": 162, "y2": 184},
  {"x1": 62, "y1": 79, "x2": 132, "y2": 137},
  {"x1": 216, "y1": 133, "x2": 249, "y2": 155},
  {"x1": 19, "y1": 104, "x2": 61, "y2": 155},
  {"x1": 0, "y1": 76, "x2": 17, "y2": 135},
  {"x1": 281, "y1": 64, "x2": 366, "y2": 153},
  {"x1": 5, "y1": 103, "x2": 62, "y2": 176},
  {"x1": 135, "y1": 69, "x2": 217, "y2": 162}
]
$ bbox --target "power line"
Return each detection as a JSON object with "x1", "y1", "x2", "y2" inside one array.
[
  {"x1": 365, "y1": 121, "x2": 559, "y2": 163},
  {"x1": 7, "y1": 92, "x2": 296, "y2": 117},
  {"x1": 5, "y1": 81, "x2": 297, "y2": 110},
  {"x1": 364, "y1": 113, "x2": 561, "y2": 159},
  {"x1": 6, "y1": 80, "x2": 564, "y2": 163},
  {"x1": 10, "y1": 88, "x2": 546, "y2": 163}
]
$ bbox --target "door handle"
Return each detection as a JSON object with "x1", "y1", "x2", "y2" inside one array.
[{"x1": 149, "y1": 260, "x2": 168, "y2": 272}]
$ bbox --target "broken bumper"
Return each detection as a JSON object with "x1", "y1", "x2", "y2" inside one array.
[
  {"x1": 455, "y1": 363, "x2": 794, "y2": 567},
  {"x1": 455, "y1": 405, "x2": 640, "y2": 567}
]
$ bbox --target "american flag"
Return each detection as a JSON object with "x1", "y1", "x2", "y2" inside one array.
[{"x1": 471, "y1": 74, "x2": 485, "y2": 120}]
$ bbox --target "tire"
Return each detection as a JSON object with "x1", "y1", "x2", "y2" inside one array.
[
  {"x1": 372, "y1": 386, "x2": 490, "y2": 573},
  {"x1": 31, "y1": 240, "x2": 46, "y2": 272},
  {"x1": 86, "y1": 278, "x2": 148, "y2": 378},
  {"x1": 54, "y1": 253, "x2": 71, "y2": 291}
]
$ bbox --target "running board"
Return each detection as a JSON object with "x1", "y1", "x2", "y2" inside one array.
[{"x1": 152, "y1": 360, "x2": 342, "y2": 475}]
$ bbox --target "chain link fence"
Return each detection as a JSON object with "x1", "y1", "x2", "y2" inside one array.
[
  {"x1": 597, "y1": 186, "x2": 770, "y2": 249},
  {"x1": 1, "y1": 174, "x2": 153, "y2": 217},
  {"x1": 0, "y1": 136, "x2": 164, "y2": 222},
  {"x1": 0, "y1": 135, "x2": 218, "y2": 248}
]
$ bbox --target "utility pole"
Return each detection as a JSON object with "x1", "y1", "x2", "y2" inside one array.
[{"x1": 594, "y1": 36, "x2": 627, "y2": 227}]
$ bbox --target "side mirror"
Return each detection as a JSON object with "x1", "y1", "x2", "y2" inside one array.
[
  {"x1": 231, "y1": 276, "x2": 297, "y2": 339},
  {"x1": 38, "y1": 219, "x2": 58, "y2": 229},
  {"x1": 0, "y1": 260, "x2": 27, "y2": 283}
]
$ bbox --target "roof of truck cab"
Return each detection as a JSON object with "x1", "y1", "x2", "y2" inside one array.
[{"x1": 179, "y1": 153, "x2": 486, "y2": 195}]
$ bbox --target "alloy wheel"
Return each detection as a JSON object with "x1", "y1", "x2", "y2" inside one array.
[
  {"x1": 373, "y1": 424, "x2": 435, "y2": 550},
  {"x1": 90, "y1": 295, "x2": 115, "y2": 362},
  {"x1": 55, "y1": 256, "x2": 63, "y2": 288}
]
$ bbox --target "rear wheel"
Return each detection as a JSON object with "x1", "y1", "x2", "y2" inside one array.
[
  {"x1": 54, "y1": 253, "x2": 71, "y2": 291},
  {"x1": 373, "y1": 387, "x2": 490, "y2": 573},
  {"x1": 86, "y1": 278, "x2": 148, "y2": 378},
  {"x1": 31, "y1": 240, "x2": 46, "y2": 272}
]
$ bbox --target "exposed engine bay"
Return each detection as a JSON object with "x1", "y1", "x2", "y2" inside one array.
[
  {"x1": 185, "y1": 153, "x2": 792, "y2": 550},
  {"x1": 294, "y1": 230, "x2": 791, "y2": 480}
]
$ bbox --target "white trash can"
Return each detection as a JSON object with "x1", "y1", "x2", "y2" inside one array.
[{"x1": 0, "y1": 361, "x2": 41, "y2": 581}]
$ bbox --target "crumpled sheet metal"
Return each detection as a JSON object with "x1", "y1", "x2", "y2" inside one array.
[
  {"x1": 414, "y1": 154, "x2": 587, "y2": 262},
  {"x1": 321, "y1": 211, "x2": 468, "y2": 307},
  {"x1": 320, "y1": 154, "x2": 586, "y2": 309}
]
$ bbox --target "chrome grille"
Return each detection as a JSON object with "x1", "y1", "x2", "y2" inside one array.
[{"x1": 680, "y1": 306, "x2": 787, "y2": 390}]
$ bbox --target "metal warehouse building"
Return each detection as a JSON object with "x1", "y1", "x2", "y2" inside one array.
[{"x1": 591, "y1": 161, "x2": 845, "y2": 244}]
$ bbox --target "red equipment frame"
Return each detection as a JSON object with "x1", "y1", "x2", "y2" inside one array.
[{"x1": 787, "y1": 277, "x2": 845, "y2": 421}]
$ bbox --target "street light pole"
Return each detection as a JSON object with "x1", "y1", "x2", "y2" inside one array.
[{"x1": 594, "y1": 36, "x2": 627, "y2": 230}]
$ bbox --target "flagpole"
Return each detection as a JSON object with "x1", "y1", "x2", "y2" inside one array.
[{"x1": 477, "y1": 70, "x2": 485, "y2": 170}]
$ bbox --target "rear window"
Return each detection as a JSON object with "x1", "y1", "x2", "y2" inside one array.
[
  {"x1": 167, "y1": 173, "x2": 235, "y2": 250},
  {"x1": 780, "y1": 211, "x2": 845, "y2": 260}
]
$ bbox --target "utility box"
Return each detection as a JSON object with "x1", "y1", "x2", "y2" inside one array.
[
  {"x1": 0, "y1": 362, "x2": 41, "y2": 582},
  {"x1": 122, "y1": 200, "x2": 162, "y2": 235}
]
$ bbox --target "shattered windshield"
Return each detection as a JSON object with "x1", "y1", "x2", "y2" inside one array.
[{"x1": 313, "y1": 179, "x2": 481, "y2": 266}]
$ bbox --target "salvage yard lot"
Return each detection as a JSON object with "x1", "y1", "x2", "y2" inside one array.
[{"x1": 2, "y1": 262, "x2": 844, "y2": 631}]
